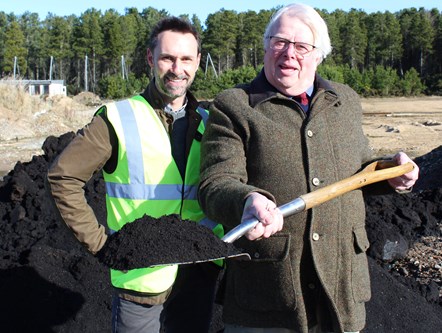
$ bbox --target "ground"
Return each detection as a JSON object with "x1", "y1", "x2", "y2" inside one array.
[
  {"x1": 1, "y1": 95, "x2": 441, "y2": 175},
  {"x1": 0, "y1": 91, "x2": 441, "y2": 332},
  {"x1": 360, "y1": 96, "x2": 442, "y2": 159},
  {"x1": 0, "y1": 89, "x2": 100, "y2": 175}
]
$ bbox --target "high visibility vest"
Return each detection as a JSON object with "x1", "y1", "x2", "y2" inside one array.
[{"x1": 102, "y1": 95, "x2": 223, "y2": 294}]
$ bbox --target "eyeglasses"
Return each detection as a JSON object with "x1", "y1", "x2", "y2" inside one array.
[{"x1": 268, "y1": 36, "x2": 316, "y2": 56}]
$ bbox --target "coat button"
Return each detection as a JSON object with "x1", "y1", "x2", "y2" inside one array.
[
  {"x1": 254, "y1": 252, "x2": 260, "y2": 259},
  {"x1": 307, "y1": 130, "x2": 313, "y2": 137},
  {"x1": 312, "y1": 177, "x2": 320, "y2": 186},
  {"x1": 312, "y1": 233, "x2": 320, "y2": 241},
  {"x1": 308, "y1": 283, "x2": 316, "y2": 289}
]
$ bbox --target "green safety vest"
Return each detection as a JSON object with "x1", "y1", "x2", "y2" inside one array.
[{"x1": 102, "y1": 95, "x2": 223, "y2": 294}]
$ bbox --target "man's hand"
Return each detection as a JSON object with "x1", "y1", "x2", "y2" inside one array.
[
  {"x1": 387, "y1": 152, "x2": 419, "y2": 191},
  {"x1": 241, "y1": 192, "x2": 283, "y2": 241},
  {"x1": 95, "y1": 235, "x2": 113, "y2": 266}
]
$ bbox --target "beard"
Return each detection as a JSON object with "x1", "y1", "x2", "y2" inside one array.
[{"x1": 155, "y1": 71, "x2": 193, "y2": 99}]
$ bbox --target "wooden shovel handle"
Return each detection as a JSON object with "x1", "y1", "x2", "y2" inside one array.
[
  {"x1": 300, "y1": 161, "x2": 414, "y2": 210},
  {"x1": 222, "y1": 160, "x2": 414, "y2": 243}
]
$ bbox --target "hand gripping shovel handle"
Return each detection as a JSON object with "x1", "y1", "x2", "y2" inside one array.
[{"x1": 221, "y1": 160, "x2": 414, "y2": 243}]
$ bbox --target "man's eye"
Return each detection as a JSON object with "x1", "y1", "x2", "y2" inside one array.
[
  {"x1": 161, "y1": 56, "x2": 173, "y2": 62},
  {"x1": 274, "y1": 40, "x2": 287, "y2": 47},
  {"x1": 297, "y1": 44, "x2": 309, "y2": 51}
]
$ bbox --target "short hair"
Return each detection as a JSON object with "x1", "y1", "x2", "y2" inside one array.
[
  {"x1": 149, "y1": 16, "x2": 201, "y2": 53},
  {"x1": 263, "y1": 3, "x2": 332, "y2": 61}
]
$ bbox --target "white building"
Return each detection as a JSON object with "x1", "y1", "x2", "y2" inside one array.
[{"x1": 0, "y1": 79, "x2": 67, "y2": 97}]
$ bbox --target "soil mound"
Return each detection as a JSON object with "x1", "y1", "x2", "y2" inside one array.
[
  {"x1": 98, "y1": 214, "x2": 244, "y2": 270},
  {"x1": 0, "y1": 133, "x2": 441, "y2": 332}
]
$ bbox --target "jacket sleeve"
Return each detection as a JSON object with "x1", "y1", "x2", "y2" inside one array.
[
  {"x1": 46, "y1": 115, "x2": 112, "y2": 254},
  {"x1": 198, "y1": 91, "x2": 275, "y2": 229}
]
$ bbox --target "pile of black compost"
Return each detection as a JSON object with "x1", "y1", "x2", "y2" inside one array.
[{"x1": 97, "y1": 214, "x2": 245, "y2": 270}]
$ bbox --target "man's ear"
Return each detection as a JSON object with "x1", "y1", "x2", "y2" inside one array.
[
  {"x1": 196, "y1": 52, "x2": 201, "y2": 68},
  {"x1": 314, "y1": 51, "x2": 323, "y2": 66},
  {"x1": 147, "y1": 49, "x2": 153, "y2": 67}
]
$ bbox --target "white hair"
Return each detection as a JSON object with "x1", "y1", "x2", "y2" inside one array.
[{"x1": 263, "y1": 3, "x2": 332, "y2": 61}]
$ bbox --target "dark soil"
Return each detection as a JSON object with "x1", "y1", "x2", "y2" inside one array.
[
  {"x1": 97, "y1": 214, "x2": 244, "y2": 270},
  {"x1": 0, "y1": 132, "x2": 441, "y2": 332}
]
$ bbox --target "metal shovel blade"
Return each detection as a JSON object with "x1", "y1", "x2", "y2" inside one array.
[
  {"x1": 98, "y1": 213, "x2": 252, "y2": 270},
  {"x1": 156, "y1": 252, "x2": 251, "y2": 266}
]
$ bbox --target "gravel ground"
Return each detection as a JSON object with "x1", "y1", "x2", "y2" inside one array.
[{"x1": 391, "y1": 236, "x2": 442, "y2": 299}]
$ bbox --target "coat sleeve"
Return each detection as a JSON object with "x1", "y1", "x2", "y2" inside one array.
[
  {"x1": 46, "y1": 115, "x2": 112, "y2": 254},
  {"x1": 198, "y1": 91, "x2": 275, "y2": 229}
]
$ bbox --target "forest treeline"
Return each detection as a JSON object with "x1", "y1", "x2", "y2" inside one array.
[{"x1": 1, "y1": 5, "x2": 441, "y2": 99}]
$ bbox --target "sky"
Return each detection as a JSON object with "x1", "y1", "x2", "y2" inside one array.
[{"x1": 2, "y1": 0, "x2": 442, "y2": 22}]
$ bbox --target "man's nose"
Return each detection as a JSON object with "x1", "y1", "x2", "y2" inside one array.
[
  {"x1": 284, "y1": 43, "x2": 297, "y2": 56},
  {"x1": 171, "y1": 60, "x2": 183, "y2": 74},
  {"x1": 283, "y1": 43, "x2": 304, "y2": 59}
]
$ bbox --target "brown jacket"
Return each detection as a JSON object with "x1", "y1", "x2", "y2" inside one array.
[
  {"x1": 46, "y1": 82, "x2": 203, "y2": 304},
  {"x1": 199, "y1": 71, "x2": 389, "y2": 332}
]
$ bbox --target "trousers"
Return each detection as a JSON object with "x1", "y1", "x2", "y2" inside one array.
[{"x1": 112, "y1": 262, "x2": 220, "y2": 333}]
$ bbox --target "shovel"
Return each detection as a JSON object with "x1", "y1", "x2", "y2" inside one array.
[
  {"x1": 221, "y1": 159, "x2": 414, "y2": 243},
  {"x1": 99, "y1": 160, "x2": 414, "y2": 269},
  {"x1": 159, "y1": 159, "x2": 414, "y2": 266}
]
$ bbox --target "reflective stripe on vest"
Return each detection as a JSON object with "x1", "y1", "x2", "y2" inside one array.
[
  {"x1": 197, "y1": 106, "x2": 209, "y2": 125},
  {"x1": 106, "y1": 183, "x2": 197, "y2": 201}
]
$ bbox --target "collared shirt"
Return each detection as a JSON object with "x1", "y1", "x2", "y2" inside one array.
[
  {"x1": 305, "y1": 85, "x2": 314, "y2": 98},
  {"x1": 164, "y1": 98, "x2": 189, "y2": 179},
  {"x1": 164, "y1": 98, "x2": 188, "y2": 122}
]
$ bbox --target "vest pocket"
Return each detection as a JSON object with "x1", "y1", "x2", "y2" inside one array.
[
  {"x1": 351, "y1": 225, "x2": 371, "y2": 302},
  {"x1": 229, "y1": 234, "x2": 297, "y2": 311}
]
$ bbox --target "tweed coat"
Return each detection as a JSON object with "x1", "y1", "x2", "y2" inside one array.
[{"x1": 199, "y1": 71, "x2": 382, "y2": 332}]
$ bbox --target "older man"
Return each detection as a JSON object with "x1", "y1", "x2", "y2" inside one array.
[{"x1": 198, "y1": 3, "x2": 418, "y2": 333}]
